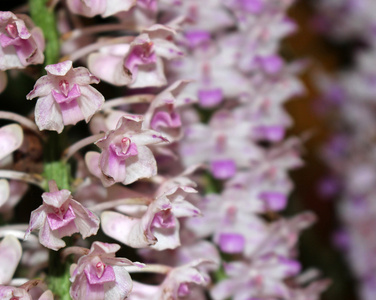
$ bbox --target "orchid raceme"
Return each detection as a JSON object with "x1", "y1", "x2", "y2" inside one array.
[{"x1": 0, "y1": 0, "x2": 329, "y2": 299}]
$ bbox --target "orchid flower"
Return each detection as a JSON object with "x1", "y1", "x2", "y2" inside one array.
[
  {"x1": 24, "y1": 181, "x2": 100, "y2": 250},
  {"x1": 0, "y1": 11, "x2": 44, "y2": 70},
  {"x1": 26, "y1": 60, "x2": 104, "y2": 133}
]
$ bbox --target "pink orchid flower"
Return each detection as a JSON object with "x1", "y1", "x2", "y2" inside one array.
[
  {"x1": 0, "y1": 11, "x2": 44, "y2": 70},
  {"x1": 24, "y1": 181, "x2": 100, "y2": 251},
  {"x1": 85, "y1": 114, "x2": 169, "y2": 187},
  {"x1": 26, "y1": 60, "x2": 104, "y2": 133},
  {"x1": 88, "y1": 25, "x2": 183, "y2": 88},
  {"x1": 101, "y1": 185, "x2": 199, "y2": 250},
  {"x1": 69, "y1": 242, "x2": 136, "y2": 300}
]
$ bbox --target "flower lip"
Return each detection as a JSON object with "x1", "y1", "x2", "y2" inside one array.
[
  {"x1": 52, "y1": 83, "x2": 81, "y2": 104},
  {"x1": 109, "y1": 137, "x2": 138, "y2": 160},
  {"x1": 151, "y1": 209, "x2": 176, "y2": 229},
  {"x1": 47, "y1": 204, "x2": 76, "y2": 230},
  {"x1": 84, "y1": 259, "x2": 116, "y2": 285}
]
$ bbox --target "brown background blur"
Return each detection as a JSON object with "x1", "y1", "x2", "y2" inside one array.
[{"x1": 286, "y1": 1, "x2": 358, "y2": 299}]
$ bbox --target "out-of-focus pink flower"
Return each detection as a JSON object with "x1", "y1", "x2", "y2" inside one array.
[
  {"x1": 88, "y1": 25, "x2": 183, "y2": 88},
  {"x1": 129, "y1": 259, "x2": 215, "y2": 300},
  {"x1": 0, "y1": 235, "x2": 22, "y2": 284},
  {"x1": 180, "y1": 110, "x2": 263, "y2": 179},
  {"x1": 24, "y1": 181, "x2": 100, "y2": 251},
  {"x1": 69, "y1": 242, "x2": 135, "y2": 300},
  {"x1": 0, "y1": 124, "x2": 24, "y2": 209},
  {"x1": 26, "y1": 60, "x2": 104, "y2": 133},
  {"x1": 211, "y1": 255, "x2": 301, "y2": 300},
  {"x1": 0, "y1": 123, "x2": 23, "y2": 162},
  {"x1": 0, "y1": 180, "x2": 28, "y2": 219},
  {"x1": 0, "y1": 11, "x2": 44, "y2": 70},
  {"x1": 67, "y1": 0, "x2": 136, "y2": 18},
  {"x1": 143, "y1": 80, "x2": 197, "y2": 142},
  {"x1": 85, "y1": 114, "x2": 168, "y2": 187},
  {"x1": 101, "y1": 185, "x2": 199, "y2": 250},
  {"x1": 0, "y1": 285, "x2": 53, "y2": 300}
]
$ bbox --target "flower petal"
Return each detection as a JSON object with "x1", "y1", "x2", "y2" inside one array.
[
  {"x1": 0, "y1": 235, "x2": 22, "y2": 284},
  {"x1": 34, "y1": 94, "x2": 64, "y2": 133},
  {"x1": 0, "y1": 123, "x2": 23, "y2": 161}
]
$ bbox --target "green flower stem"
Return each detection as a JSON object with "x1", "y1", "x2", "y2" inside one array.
[
  {"x1": 29, "y1": 0, "x2": 60, "y2": 66},
  {"x1": 48, "y1": 247, "x2": 73, "y2": 300}
]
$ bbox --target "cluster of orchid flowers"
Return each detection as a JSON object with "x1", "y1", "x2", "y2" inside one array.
[
  {"x1": 0, "y1": 0, "x2": 328, "y2": 299},
  {"x1": 316, "y1": 0, "x2": 376, "y2": 299}
]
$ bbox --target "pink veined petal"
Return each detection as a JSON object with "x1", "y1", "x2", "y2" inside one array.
[
  {"x1": 101, "y1": 211, "x2": 150, "y2": 248},
  {"x1": 0, "y1": 179, "x2": 9, "y2": 207},
  {"x1": 90, "y1": 241, "x2": 121, "y2": 255},
  {"x1": 30, "y1": 26, "x2": 45, "y2": 60},
  {"x1": 100, "y1": 146, "x2": 127, "y2": 183},
  {"x1": 171, "y1": 199, "x2": 200, "y2": 218},
  {"x1": 47, "y1": 204, "x2": 76, "y2": 230},
  {"x1": 0, "y1": 123, "x2": 23, "y2": 161},
  {"x1": 42, "y1": 189, "x2": 71, "y2": 208},
  {"x1": 0, "y1": 47, "x2": 24, "y2": 70},
  {"x1": 26, "y1": 75, "x2": 53, "y2": 99},
  {"x1": 103, "y1": 266, "x2": 133, "y2": 299},
  {"x1": 129, "y1": 281, "x2": 160, "y2": 299},
  {"x1": 152, "y1": 39, "x2": 183, "y2": 60},
  {"x1": 15, "y1": 39, "x2": 38, "y2": 66},
  {"x1": 70, "y1": 200, "x2": 100, "y2": 238},
  {"x1": 71, "y1": 66, "x2": 100, "y2": 85},
  {"x1": 85, "y1": 151, "x2": 115, "y2": 187},
  {"x1": 67, "y1": 0, "x2": 107, "y2": 17},
  {"x1": 103, "y1": 0, "x2": 137, "y2": 17},
  {"x1": 0, "y1": 235, "x2": 22, "y2": 284},
  {"x1": 34, "y1": 94, "x2": 64, "y2": 133},
  {"x1": 24, "y1": 205, "x2": 46, "y2": 240},
  {"x1": 45, "y1": 60, "x2": 72, "y2": 76},
  {"x1": 55, "y1": 218, "x2": 79, "y2": 238},
  {"x1": 69, "y1": 273, "x2": 90, "y2": 300},
  {"x1": 128, "y1": 57, "x2": 167, "y2": 88},
  {"x1": 88, "y1": 52, "x2": 132, "y2": 86},
  {"x1": 151, "y1": 215, "x2": 180, "y2": 251},
  {"x1": 122, "y1": 146, "x2": 157, "y2": 185},
  {"x1": 39, "y1": 219, "x2": 66, "y2": 250},
  {"x1": 85, "y1": 151, "x2": 102, "y2": 179},
  {"x1": 128, "y1": 129, "x2": 169, "y2": 146},
  {"x1": 76, "y1": 85, "x2": 104, "y2": 122},
  {"x1": 85, "y1": 276, "x2": 106, "y2": 300},
  {"x1": 60, "y1": 99, "x2": 85, "y2": 126}
]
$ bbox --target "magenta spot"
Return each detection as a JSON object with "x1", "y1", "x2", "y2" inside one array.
[
  {"x1": 210, "y1": 159, "x2": 236, "y2": 179},
  {"x1": 218, "y1": 233, "x2": 245, "y2": 253}
]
